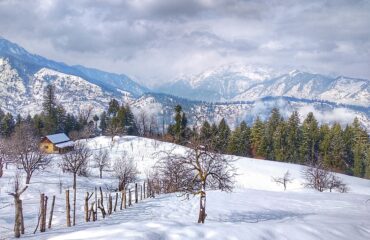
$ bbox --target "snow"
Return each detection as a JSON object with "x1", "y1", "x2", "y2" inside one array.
[
  {"x1": 46, "y1": 133, "x2": 71, "y2": 144},
  {"x1": 0, "y1": 136, "x2": 370, "y2": 240}
]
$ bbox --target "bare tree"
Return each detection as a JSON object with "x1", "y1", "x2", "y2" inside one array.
[
  {"x1": 157, "y1": 139, "x2": 236, "y2": 224},
  {"x1": 301, "y1": 160, "x2": 348, "y2": 193},
  {"x1": 113, "y1": 154, "x2": 138, "y2": 191},
  {"x1": 93, "y1": 147, "x2": 110, "y2": 179},
  {"x1": 302, "y1": 161, "x2": 330, "y2": 192},
  {"x1": 61, "y1": 141, "x2": 92, "y2": 226},
  {"x1": 272, "y1": 170, "x2": 293, "y2": 191},
  {"x1": 10, "y1": 123, "x2": 50, "y2": 184},
  {"x1": 8, "y1": 171, "x2": 27, "y2": 238}
]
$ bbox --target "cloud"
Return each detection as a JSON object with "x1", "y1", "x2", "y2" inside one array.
[
  {"x1": 298, "y1": 106, "x2": 355, "y2": 126},
  {"x1": 0, "y1": 0, "x2": 369, "y2": 86}
]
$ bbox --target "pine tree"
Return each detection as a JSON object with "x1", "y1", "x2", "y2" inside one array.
[
  {"x1": 365, "y1": 147, "x2": 370, "y2": 179},
  {"x1": 228, "y1": 121, "x2": 251, "y2": 157},
  {"x1": 352, "y1": 117, "x2": 368, "y2": 177},
  {"x1": 273, "y1": 121, "x2": 288, "y2": 161},
  {"x1": 263, "y1": 108, "x2": 282, "y2": 160},
  {"x1": 327, "y1": 123, "x2": 346, "y2": 171},
  {"x1": 214, "y1": 118, "x2": 230, "y2": 152},
  {"x1": 0, "y1": 113, "x2": 15, "y2": 137},
  {"x1": 169, "y1": 105, "x2": 188, "y2": 143},
  {"x1": 124, "y1": 105, "x2": 138, "y2": 135},
  {"x1": 300, "y1": 112, "x2": 319, "y2": 164},
  {"x1": 251, "y1": 116, "x2": 265, "y2": 158},
  {"x1": 200, "y1": 121, "x2": 212, "y2": 143},
  {"x1": 319, "y1": 124, "x2": 331, "y2": 167},
  {"x1": 99, "y1": 111, "x2": 108, "y2": 133},
  {"x1": 108, "y1": 99, "x2": 120, "y2": 117},
  {"x1": 342, "y1": 125, "x2": 355, "y2": 170},
  {"x1": 286, "y1": 111, "x2": 301, "y2": 163},
  {"x1": 42, "y1": 84, "x2": 59, "y2": 133}
]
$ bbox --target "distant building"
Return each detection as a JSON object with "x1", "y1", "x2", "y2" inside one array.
[{"x1": 40, "y1": 133, "x2": 74, "y2": 154}]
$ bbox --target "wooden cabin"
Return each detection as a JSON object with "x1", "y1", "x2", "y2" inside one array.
[{"x1": 40, "y1": 133, "x2": 74, "y2": 154}]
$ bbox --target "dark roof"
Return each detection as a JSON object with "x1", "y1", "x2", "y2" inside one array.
[{"x1": 45, "y1": 133, "x2": 70, "y2": 144}]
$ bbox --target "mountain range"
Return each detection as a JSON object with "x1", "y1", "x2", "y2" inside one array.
[
  {"x1": 157, "y1": 65, "x2": 369, "y2": 105},
  {"x1": 0, "y1": 37, "x2": 369, "y2": 130}
]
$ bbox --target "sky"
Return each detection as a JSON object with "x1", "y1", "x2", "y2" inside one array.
[{"x1": 0, "y1": 0, "x2": 369, "y2": 87}]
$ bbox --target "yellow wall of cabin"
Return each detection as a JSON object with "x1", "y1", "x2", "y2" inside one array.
[{"x1": 40, "y1": 142, "x2": 57, "y2": 154}]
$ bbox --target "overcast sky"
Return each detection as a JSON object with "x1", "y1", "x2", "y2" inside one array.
[{"x1": 0, "y1": 0, "x2": 369, "y2": 86}]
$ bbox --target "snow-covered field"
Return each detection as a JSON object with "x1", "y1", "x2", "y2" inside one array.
[{"x1": 1, "y1": 136, "x2": 370, "y2": 240}]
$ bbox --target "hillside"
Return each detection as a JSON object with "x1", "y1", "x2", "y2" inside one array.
[{"x1": 0, "y1": 136, "x2": 369, "y2": 239}]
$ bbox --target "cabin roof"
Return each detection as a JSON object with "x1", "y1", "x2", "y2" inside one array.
[
  {"x1": 55, "y1": 141, "x2": 74, "y2": 148},
  {"x1": 45, "y1": 133, "x2": 70, "y2": 144}
]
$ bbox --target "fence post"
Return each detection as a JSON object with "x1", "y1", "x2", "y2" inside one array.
[
  {"x1": 143, "y1": 182, "x2": 146, "y2": 199},
  {"x1": 48, "y1": 196, "x2": 55, "y2": 229},
  {"x1": 66, "y1": 190, "x2": 71, "y2": 227},
  {"x1": 128, "y1": 189, "x2": 132, "y2": 207},
  {"x1": 114, "y1": 192, "x2": 118, "y2": 212},
  {"x1": 140, "y1": 184, "x2": 143, "y2": 201},
  {"x1": 42, "y1": 196, "x2": 48, "y2": 232},
  {"x1": 40, "y1": 193, "x2": 45, "y2": 232},
  {"x1": 135, "y1": 183, "x2": 138, "y2": 204}
]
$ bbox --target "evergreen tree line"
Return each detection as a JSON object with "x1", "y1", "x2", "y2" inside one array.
[{"x1": 167, "y1": 105, "x2": 370, "y2": 179}]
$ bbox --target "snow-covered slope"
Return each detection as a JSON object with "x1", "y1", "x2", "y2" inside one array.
[
  {"x1": 157, "y1": 65, "x2": 370, "y2": 106},
  {"x1": 0, "y1": 136, "x2": 369, "y2": 239}
]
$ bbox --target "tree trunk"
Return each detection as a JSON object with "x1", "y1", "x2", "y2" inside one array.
[
  {"x1": 14, "y1": 196, "x2": 21, "y2": 238},
  {"x1": 99, "y1": 168, "x2": 102, "y2": 179},
  {"x1": 66, "y1": 190, "x2": 71, "y2": 227},
  {"x1": 198, "y1": 183, "x2": 207, "y2": 224},
  {"x1": 73, "y1": 173, "x2": 77, "y2": 226},
  {"x1": 48, "y1": 196, "x2": 55, "y2": 229},
  {"x1": 26, "y1": 173, "x2": 31, "y2": 185},
  {"x1": 19, "y1": 199, "x2": 24, "y2": 235}
]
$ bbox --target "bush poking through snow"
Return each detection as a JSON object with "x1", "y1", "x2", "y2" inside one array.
[
  {"x1": 301, "y1": 160, "x2": 348, "y2": 193},
  {"x1": 272, "y1": 170, "x2": 293, "y2": 191}
]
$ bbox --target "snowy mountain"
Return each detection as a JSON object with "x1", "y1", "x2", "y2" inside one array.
[
  {"x1": 157, "y1": 64, "x2": 281, "y2": 102},
  {"x1": 0, "y1": 37, "x2": 149, "y2": 115},
  {"x1": 157, "y1": 65, "x2": 370, "y2": 106}
]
